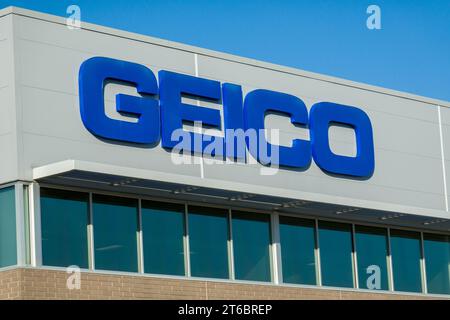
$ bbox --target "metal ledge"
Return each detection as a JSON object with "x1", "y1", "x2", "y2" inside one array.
[{"x1": 32, "y1": 160, "x2": 450, "y2": 233}]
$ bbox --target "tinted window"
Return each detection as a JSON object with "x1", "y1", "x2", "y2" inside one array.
[
  {"x1": 423, "y1": 233, "x2": 450, "y2": 295},
  {"x1": 93, "y1": 195, "x2": 138, "y2": 272},
  {"x1": 189, "y1": 206, "x2": 229, "y2": 279},
  {"x1": 279, "y1": 216, "x2": 316, "y2": 285},
  {"x1": 390, "y1": 229, "x2": 422, "y2": 293},
  {"x1": 142, "y1": 201, "x2": 185, "y2": 276},
  {"x1": 41, "y1": 189, "x2": 89, "y2": 268},
  {"x1": 232, "y1": 211, "x2": 271, "y2": 282},
  {"x1": 355, "y1": 226, "x2": 389, "y2": 290},
  {"x1": 0, "y1": 187, "x2": 16, "y2": 268},
  {"x1": 319, "y1": 221, "x2": 354, "y2": 288}
]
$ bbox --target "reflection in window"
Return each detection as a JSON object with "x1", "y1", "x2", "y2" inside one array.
[
  {"x1": 355, "y1": 226, "x2": 389, "y2": 290},
  {"x1": 232, "y1": 211, "x2": 271, "y2": 282},
  {"x1": 424, "y1": 234, "x2": 450, "y2": 295},
  {"x1": 390, "y1": 229, "x2": 422, "y2": 293},
  {"x1": 41, "y1": 189, "x2": 89, "y2": 268},
  {"x1": 279, "y1": 216, "x2": 316, "y2": 285},
  {"x1": 189, "y1": 206, "x2": 229, "y2": 279},
  {"x1": 319, "y1": 221, "x2": 354, "y2": 288},
  {"x1": 0, "y1": 187, "x2": 16, "y2": 268},
  {"x1": 93, "y1": 195, "x2": 138, "y2": 272},
  {"x1": 142, "y1": 201, "x2": 185, "y2": 276}
]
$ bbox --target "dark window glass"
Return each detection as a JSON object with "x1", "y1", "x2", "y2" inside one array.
[
  {"x1": 41, "y1": 189, "x2": 89, "y2": 268},
  {"x1": 93, "y1": 195, "x2": 138, "y2": 272},
  {"x1": 0, "y1": 187, "x2": 16, "y2": 268},
  {"x1": 319, "y1": 221, "x2": 354, "y2": 288},
  {"x1": 232, "y1": 211, "x2": 271, "y2": 282},
  {"x1": 142, "y1": 201, "x2": 185, "y2": 276},
  {"x1": 424, "y1": 233, "x2": 450, "y2": 295},
  {"x1": 279, "y1": 216, "x2": 316, "y2": 285},
  {"x1": 390, "y1": 229, "x2": 422, "y2": 293},
  {"x1": 189, "y1": 206, "x2": 229, "y2": 279},
  {"x1": 355, "y1": 226, "x2": 389, "y2": 290}
]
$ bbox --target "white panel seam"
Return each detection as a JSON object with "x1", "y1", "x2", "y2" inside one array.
[
  {"x1": 194, "y1": 53, "x2": 204, "y2": 179},
  {"x1": 437, "y1": 105, "x2": 448, "y2": 211}
]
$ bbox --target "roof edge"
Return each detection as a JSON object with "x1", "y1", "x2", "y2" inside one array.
[{"x1": 1, "y1": 5, "x2": 449, "y2": 108}]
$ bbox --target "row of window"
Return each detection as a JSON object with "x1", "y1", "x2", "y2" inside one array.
[{"x1": 39, "y1": 188, "x2": 450, "y2": 295}]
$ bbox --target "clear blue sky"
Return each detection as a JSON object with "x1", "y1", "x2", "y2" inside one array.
[{"x1": 1, "y1": 0, "x2": 449, "y2": 101}]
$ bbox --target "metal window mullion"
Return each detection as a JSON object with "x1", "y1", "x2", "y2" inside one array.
[
  {"x1": 227, "y1": 209, "x2": 235, "y2": 280},
  {"x1": 270, "y1": 213, "x2": 282, "y2": 284},
  {"x1": 183, "y1": 203, "x2": 191, "y2": 277},
  {"x1": 420, "y1": 232, "x2": 428, "y2": 294},
  {"x1": 29, "y1": 182, "x2": 42, "y2": 267},
  {"x1": 352, "y1": 224, "x2": 359, "y2": 289},
  {"x1": 138, "y1": 199, "x2": 144, "y2": 274},
  {"x1": 314, "y1": 219, "x2": 322, "y2": 286},
  {"x1": 15, "y1": 183, "x2": 26, "y2": 266},
  {"x1": 88, "y1": 192, "x2": 95, "y2": 270},
  {"x1": 22, "y1": 184, "x2": 31, "y2": 265},
  {"x1": 387, "y1": 228, "x2": 394, "y2": 291}
]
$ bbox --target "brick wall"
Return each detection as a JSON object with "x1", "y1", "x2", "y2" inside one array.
[
  {"x1": 0, "y1": 268, "x2": 446, "y2": 300},
  {"x1": 0, "y1": 268, "x2": 21, "y2": 299}
]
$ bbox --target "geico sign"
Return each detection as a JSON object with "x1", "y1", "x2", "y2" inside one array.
[{"x1": 79, "y1": 57, "x2": 375, "y2": 177}]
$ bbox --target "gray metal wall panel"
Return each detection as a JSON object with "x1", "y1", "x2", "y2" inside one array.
[
  {"x1": 15, "y1": 15, "x2": 194, "y2": 76},
  {"x1": 197, "y1": 56, "x2": 439, "y2": 122},
  {"x1": 2, "y1": 12, "x2": 448, "y2": 219},
  {"x1": 0, "y1": 88, "x2": 15, "y2": 135},
  {"x1": 14, "y1": 15, "x2": 201, "y2": 181},
  {"x1": 197, "y1": 55, "x2": 446, "y2": 211},
  {"x1": 0, "y1": 15, "x2": 19, "y2": 183}
]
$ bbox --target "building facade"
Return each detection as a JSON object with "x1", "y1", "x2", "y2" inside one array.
[{"x1": 0, "y1": 7, "x2": 449, "y2": 299}]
